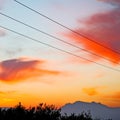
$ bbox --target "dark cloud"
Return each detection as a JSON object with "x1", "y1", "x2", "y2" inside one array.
[
  {"x1": 0, "y1": 58, "x2": 60, "y2": 83},
  {"x1": 64, "y1": 0, "x2": 120, "y2": 64}
]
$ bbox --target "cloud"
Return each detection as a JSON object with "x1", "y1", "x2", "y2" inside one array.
[
  {"x1": 0, "y1": 90, "x2": 16, "y2": 95},
  {"x1": 63, "y1": 0, "x2": 120, "y2": 64},
  {"x1": 101, "y1": 91, "x2": 120, "y2": 106},
  {"x1": 0, "y1": 29, "x2": 6, "y2": 37},
  {"x1": 52, "y1": 1, "x2": 65, "y2": 11},
  {"x1": 5, "y1": 48, "x2": 23, "y2": 57},
  {"x1": 105, "y1": 91, "x2": 120, "y2": 100},
  {"x1": 98, "y1": 0, "x2": 120, "y2": 6},
  {"x1": 0, "y1": 0, "x2": 6, "y2": 9},
  {"x1": 0, "y1": 91, "x2": 5, "y2": 95},
  {"x1": 82, "y1": 87, "x2": 98, "y2": 96},
  {"x1": 0, "y1": 58, "x2": 60, "y2": 83}
]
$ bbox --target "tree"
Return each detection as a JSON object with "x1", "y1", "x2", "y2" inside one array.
[{"x1": 0, "y1": 102, "x2": 99, "y2": 120}]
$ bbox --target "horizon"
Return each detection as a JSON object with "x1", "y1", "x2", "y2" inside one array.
[
  {"x1": 0, "y1": 0, "x2": 120, "y2": 108},
  {"x1": 1, "y1": 100, "x2": 120, "y2": 109}
]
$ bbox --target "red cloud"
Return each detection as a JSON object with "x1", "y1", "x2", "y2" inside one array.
[
  {"x1": 63, "y1": 1, "x2": 120, "y2": 64},
  {"x1": 0, "y1": 58, "x2": 60, "y2": 83}
]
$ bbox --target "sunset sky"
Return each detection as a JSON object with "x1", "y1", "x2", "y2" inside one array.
[{"x1": 0, "y1": 0, "x2": 120, "y2": 108}]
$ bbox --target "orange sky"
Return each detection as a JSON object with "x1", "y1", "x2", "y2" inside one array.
[{"x1": 0, "y1": 0, "x2": 120, "y2": 108}]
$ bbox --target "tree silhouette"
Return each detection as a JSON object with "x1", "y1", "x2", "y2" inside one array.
[
  {"x1": 35, "y1": 103, "x2": 60, "y2": 120},
  {"x1": 0, "y1": 103, "x2": 112, "y2": 120},
  {"x1": 61, "y1": 112, "x2": 92, "y2": 120}
]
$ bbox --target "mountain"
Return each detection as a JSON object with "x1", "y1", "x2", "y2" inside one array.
[{"x1": 61, "y1": 101, "x2": 120, "y2": 120}]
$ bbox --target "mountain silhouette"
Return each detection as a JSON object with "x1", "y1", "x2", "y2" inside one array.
[{"x1": 61, "y1": 101, "x2": 120, "y2": 120}]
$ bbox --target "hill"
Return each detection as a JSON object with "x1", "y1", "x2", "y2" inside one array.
[{"x1": 61, "y1": 101, "x2": 120, "y2": 120}]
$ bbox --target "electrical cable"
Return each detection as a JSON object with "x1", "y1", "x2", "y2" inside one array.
[
  {"x1": 14, "y1": 0, "x2": 120, "y2": 55},
  {"x1": 0, "y1": 25, "x2": 120, "y2": 72},
  {"x1": 0, "y1": 12, "x2": 119, "y2": 64}
]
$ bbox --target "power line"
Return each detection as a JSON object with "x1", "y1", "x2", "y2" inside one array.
[
  {"x1": 0, "y1": 25, "x2": 120, "y2": 72},
  {"x1": 14, "y1": 0, "x2": 120, "y2": 55},
  {"x1": 0, "y1": 12, "x2": 119, "y2": 64}
]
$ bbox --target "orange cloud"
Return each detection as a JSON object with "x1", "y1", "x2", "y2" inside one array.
[
  {"x1": 63, "y1": 1, "x2": 120, "y2": 64},
  {"x1": 105, "y1": 92, "x2": 120, "y2": 100},
  {"x1": 0, "y1": 91, "x2": 5, "y2": 95},
  {"x1": 82, "y1": 87, "x2": 98, "y2": 96},
  {"x1": 101, "y1": 91, "x2": 120, "y2": 107},
  {"x1": 0, "y1": 91, "x2": 16, "y2": 95},
  {"x1": 0, "y1": 58, "x2": 60, "y2": 83}
]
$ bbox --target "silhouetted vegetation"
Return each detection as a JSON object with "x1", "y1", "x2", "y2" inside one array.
[{"x1": 0, "y1": 102, "x2": 111, "y2": 120}]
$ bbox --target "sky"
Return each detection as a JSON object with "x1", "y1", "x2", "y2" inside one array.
[{"x1": 0, "y1": 0, "x2": 120, "y2": 108}]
